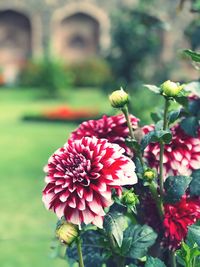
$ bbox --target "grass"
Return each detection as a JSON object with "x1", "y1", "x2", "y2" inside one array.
[{"x1": 0, "y1": 87, "x2": 111, "y2": 267}]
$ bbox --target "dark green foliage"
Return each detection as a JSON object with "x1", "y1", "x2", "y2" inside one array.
[
  {"x1": 190, "y1": 169, "x2": 200, "y2": 196},
  {"x1": 181, "y1": 116, "x2": 199, "y2": 137},
  {"x1": 108, "y1": 7, "x2": 163, "y2": 86},
  {"x1": 19, "y1": 58, "x2": 73, "y2": 96},
  {"x1": 121, "y1": 224, "x2": 157, "y2": 259},
  {"x1": 184, "y1": 49, "x2": 200, "y2": 62},
  {"x1": 187, "y1": 224, "x2": 200, "y2": 247},
  {"x1": 66, "y1": 230, "x2": 110, "y2": 267},
  {"x1": 164, "y1": 175, "x2": 192, "y2": 203},
  {"x1": 145, "y1": 256, "x2": 167, "y2": 267},
  {"x1": 141, "y1": 127, "x2": 172, "y2": 151},
  {"x1": 168, "y1": 109, "x2": 181, "y2": 124},
  {"x1": 103, "y1": 211, "x2": 128, "y2": 248}
]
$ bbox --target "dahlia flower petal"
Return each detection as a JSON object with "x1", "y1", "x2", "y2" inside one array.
[
  {"x1": 42, "y1": 136, "x2": 137, "y2": 226},
  {"x1": 70, "y1": 114, "x2": 139, "y2": 157},
  {"x1": 144, "y1": 124, "x2": 200, "y2": 178}
]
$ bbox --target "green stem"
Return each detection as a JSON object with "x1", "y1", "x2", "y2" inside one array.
[
  {"x1": 122, "y1": 105, "x2": 136, "y2": 140},
  {"x1": 159, "y1": 98, "x2": 170, "y2": 198},
  {"x1": 170, "y1": 251, "x2": 177, "y2": 267},
  {"x1": 76, "y1": 236, "x2": 85, "y2": 267},
  {"x1": 122, "y1": 105, "x2": 145, "y2": 167},
  {"x1": 149, "y1": 182, "x2": 164, "y2": 218}
]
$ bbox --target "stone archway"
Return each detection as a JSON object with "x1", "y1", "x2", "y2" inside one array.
[
  {"x1": 0, "y1": 9, "x2": 32, "y2": 83},
  {"x1": 51, "y1": 2, "x2": 110, "y2": 62}
]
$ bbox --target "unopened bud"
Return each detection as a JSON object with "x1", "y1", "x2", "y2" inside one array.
[
  {"x1": 122, "y1": 189, "x2": 139, "y2": 206},
  {"x1": 56, "y1": 219, "x2": 78, "y2": 245},
  {"x1": 143, "y1": 169, "x2": 156, "y2": 181},
  {"x1": 109, "y1": 88, "x2": 129, "y2": 108},
  {"x1": 161, "y1": 80, "x2": 184, "y2": 97}
]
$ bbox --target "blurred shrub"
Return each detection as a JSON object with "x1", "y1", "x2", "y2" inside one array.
[
  {"x1": 185, "y1": 18, "x2": 200, "y2": 50},
  {"x1": 19, "y1": 58, "x2": 73, "y2": 96},
  {"x1": 66, "y1": 58, "x2": 113, "y2": 87},
  {"x1": 108, "y1": 7, "x2": 164, "y2": 87}
]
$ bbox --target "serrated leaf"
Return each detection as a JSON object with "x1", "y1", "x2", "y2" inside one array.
[
  {"x1": 164, "y1": 176, "x2": 192, "y2": 203},
  {"x1": 181, "y1": 117, "x2": 199, "y2": 137},
  {"x1": 103, "y1": 211, "x2": 128, "y2": 248},
  {"x1": 190, "y1": 169, "x2": 200, "y2": 197},
  {"x1": 187, "y1": 224, "x2": 200, "y2": 247},
  {"x1": 144, "y1": 84, "x2": 161, "y2": 94},
  {"x1": 184, "y1": 49, "x2": 200, "y2": 62},
  {"x1": 168, "y1": 109, "x2": 181, "y2": 124},
  {"x1": 66, "y1": 230, "x2": 109, "y2": 267},
  {"x1": 121, "y1": 224, "x2": 157, "y2": 259},
  {"x1": 145, "y1": 256, "x2": 167, "y2": 267}
]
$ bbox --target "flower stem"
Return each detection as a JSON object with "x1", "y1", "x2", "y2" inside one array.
[
  {"x1": 122, "y1": 105, "x2": 145, "y2": 167},
  {"x1": 76, "y1": 236, "x2": 84, "y2": 267},
  {"x1": 159, "y1": 98, "x2": 170, "y2": 198},
  {"x1": 149, "y1": 182, "x2": 164, "y2": 218},
  {"x1": 122, "y1": 105, "x2": 135, "y2": 140},
  {"x1": 170, "y1": 251, "x2": 177, "y2": 267}
]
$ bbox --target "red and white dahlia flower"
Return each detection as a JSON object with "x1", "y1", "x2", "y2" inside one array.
[
  {"x1": 42, "y1": 136, "x2": 137, "y2": 228},
  {"x1": 143, "y1": 124, "x2": 200, "y2": 178},
  {"x1": 70, "y1": 114, "x2": 139, "y2": 156},
  {"x1": 163, "y1": 195, "x2": 200, "y2": 249}
]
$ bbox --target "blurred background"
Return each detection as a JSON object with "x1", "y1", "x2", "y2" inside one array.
[{"x1": 0, "y1": 0, "x2": 200, "y2": 266}]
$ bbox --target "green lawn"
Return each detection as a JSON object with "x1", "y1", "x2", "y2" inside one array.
[{"x1": 0, "y1": 88, "x2": 112, "y2": 267}]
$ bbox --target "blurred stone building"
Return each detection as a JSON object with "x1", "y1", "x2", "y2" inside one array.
[{"x1": 0, "y1": 0, "x2": 198, "y2": 83}]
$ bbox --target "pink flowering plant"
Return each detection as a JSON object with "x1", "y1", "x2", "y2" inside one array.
[{"x1": 42, "y1": 50, "x2": 200, "y2": 267}]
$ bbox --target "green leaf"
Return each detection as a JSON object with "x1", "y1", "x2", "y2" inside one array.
[
  {"x1": 121, "y1": 224, "x2": 157, "y2": 259},
  {"x1": 103, "y1": 211, "x2": 128, "y2": 248},
  {"x1": 141, "y1": 131, "x2": 155, "y2": 151},
  {"x1": 174, "y1": 95, "x2": 189, "y2": 107},
  {"x1": 184, "y1": 49, "x2": 200, "y2": 62},
  {"x1": 153, "y1": 129, "x2": 172, "y2": 144},
  {"x1": 164, "y1": 176, "x2": 192, "y2": 203},
  {"x1": 190, "y1": 169, "x2": 200, "y2": 197},
  {"x1": 143, "y1": 84, "x2": 161, "y2": 94},
  {"x1": 67, "y1": 230, "x2": 110, "y2": 267},
  {"x1": 181, "y1": 117, "x2": 199, "y2": 137},
  {"x1": 145, "y1": 256, "x2": 167, "y2": 267},
  {"x1": 125, "y1": 138, "x2": 141, "y2": 151},
  {"x1": 168, "y1": 109, "x2": 181, "y2": 124},
  {"x1": 187, "y1": 224, "x2": 200, "y2": 247}
]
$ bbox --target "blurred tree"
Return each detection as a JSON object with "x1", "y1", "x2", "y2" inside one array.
[{"x1": 107, "y1": 5, "x2": 164, "y2": 87}]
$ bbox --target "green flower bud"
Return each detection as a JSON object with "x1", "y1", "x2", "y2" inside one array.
[
  {"x1": 161, "y1": 80, "x2": 184, "y2": 97},
  {"x1": 56, "y1": 219, "x2": 78, "y2": 245},
  {"x1": 143, "y1": 169, "x2": 156, "y2": 181},
  {"x1": 122, "y1": 189, "x2": 138, "y2": 206},
  {"x1": 109, "y1": 88, "x2": 129, "y2": 108}
]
